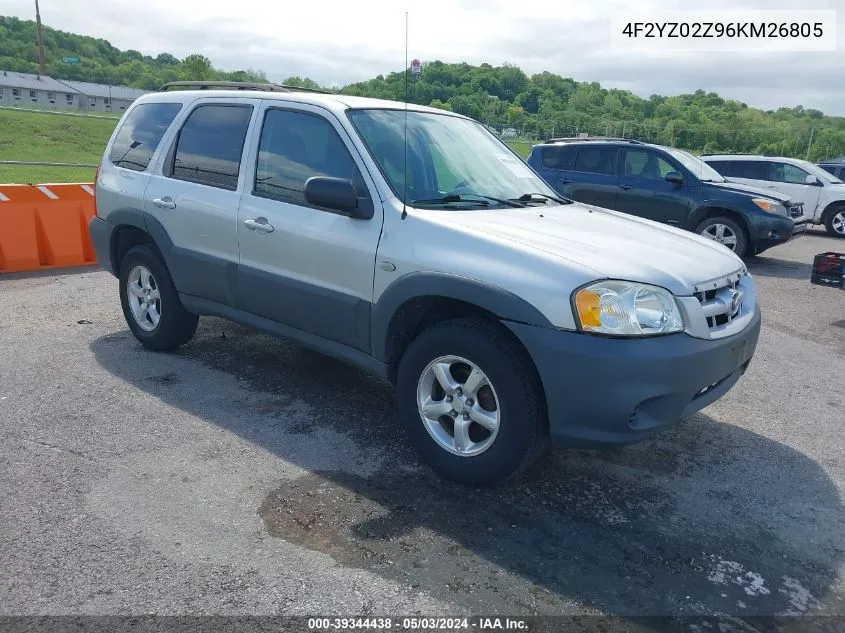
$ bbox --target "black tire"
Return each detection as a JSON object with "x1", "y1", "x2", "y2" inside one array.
[
  {"x1": 823, "y1": 205, "x2": 845, "y2": 238},
  {"x1": 694, "y1": 216, "x2": 749, "y2": 258},
  {"x1": 118, "y1": 244, "x2": 198, "y2": 351},
  {"x1": 395, "y1": 317, "x2": 549, "y2": 486}
]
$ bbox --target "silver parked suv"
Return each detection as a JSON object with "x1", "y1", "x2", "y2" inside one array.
[{"x1": 89, "y1": 81, "x2": 761, "y2": 485}]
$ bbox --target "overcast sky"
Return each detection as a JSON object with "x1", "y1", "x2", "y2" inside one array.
[{"x1": 3, "y1": 0, "x2": 843, "y2": 115}]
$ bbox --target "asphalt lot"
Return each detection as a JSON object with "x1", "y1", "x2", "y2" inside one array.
[{"x1": 0, "y1": 227, "x2": 843, "y2": 620}]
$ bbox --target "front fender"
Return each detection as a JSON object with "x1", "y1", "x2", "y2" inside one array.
[{"x1": 370, "y1": 271, "x2": 553, "y2": 362}]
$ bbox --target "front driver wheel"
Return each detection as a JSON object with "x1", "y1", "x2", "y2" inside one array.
[
  {"x1": 695, "y1": 216, "x2": 748, "y2": 258},
  {"x1": 396, "y1": 318, "x2": 548, "y2": 485},
  {"x1": 823, "y1": 206, "x2": 845, "y2": 237}
]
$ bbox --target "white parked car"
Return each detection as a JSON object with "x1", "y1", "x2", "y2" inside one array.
[
  {"x1": 88, "y1": 81, "x2": 761, "y2": 485},
  {"x1": 702, "y1": 154, "x2": 845, "y2": 237}
]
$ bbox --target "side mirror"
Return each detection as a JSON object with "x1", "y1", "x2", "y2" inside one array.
[
  {"x1": 805, "y1": 174, "x2": 821, "y2": 186},
  {"x1": 304, "y1": 177, "x2": 366, "y2": 218},
  {"x1": 665, "y1": 171, "x2": 684, "y2": 184}
]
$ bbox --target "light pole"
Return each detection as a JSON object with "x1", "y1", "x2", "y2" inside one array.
[{"x1": 35, "y1": 0, "x2": 47, "y2": 76}]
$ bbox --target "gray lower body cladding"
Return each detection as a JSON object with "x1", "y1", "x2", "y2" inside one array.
[{"x1": 505, "y1": 308, "x2": 762, "y2": 448}]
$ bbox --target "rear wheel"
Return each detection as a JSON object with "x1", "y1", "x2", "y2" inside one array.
[
  {"x1": 823, "y1": 205, "x2": 845, "y2": 237},
  {"x1": 395, "y1": 318, "x2": 548, "y2": 485},
  {"x1": 695, "y1": 216, "x2": 748, "y2": 258},
  {"x1": 119, "y1": 244, "x2": 198, "y2": 351}
]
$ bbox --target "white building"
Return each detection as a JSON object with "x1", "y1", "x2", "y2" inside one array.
[
  {"x1": 0, "y1": 71, "x2": 79, "y2": 109},
  {"x1": 55, "y1": 79, "x2": 147, "y2": 113},
  {"x1": 0, "y1": 71, "x2": 148, "y2": 113}
]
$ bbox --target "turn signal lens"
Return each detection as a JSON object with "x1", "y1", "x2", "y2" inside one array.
[
  {"x1": 752, "y1": 198, "x2": 776, "y2": 212},
  {"x1": 574, "y1": 290, "x2": 601, "y2": 327}
]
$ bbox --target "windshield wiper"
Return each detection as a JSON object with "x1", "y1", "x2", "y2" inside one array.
[
  {"x1": 411, "y1": 193, "x2": 526, "y2": 208},
  {"x1": 514, "y1": 192, "x2": 571, "y2": 205}
]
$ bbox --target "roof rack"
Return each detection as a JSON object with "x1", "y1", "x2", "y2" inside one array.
[
  {"x1": 158, "y1": 80, "x2": 332, "y2": 94},
  {"x1": 542, "y1": 136, "x2": 644, "y2": 145}
]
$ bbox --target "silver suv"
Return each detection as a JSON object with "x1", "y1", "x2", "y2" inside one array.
[{"x1": 89, "y1": 81, "x2": 761, "y2": 485}]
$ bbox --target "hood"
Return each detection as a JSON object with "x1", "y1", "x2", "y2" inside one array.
[
  {"x1": 708, "y1": 179, "x2": 793, "y2": 203},
  {"x1": 431, "y1": 203, "x2": 745, "y2": 296}
]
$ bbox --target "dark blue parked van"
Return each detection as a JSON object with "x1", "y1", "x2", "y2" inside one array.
[{"x1": 527, "y1": 138, "x2": 805, "y2": 258}]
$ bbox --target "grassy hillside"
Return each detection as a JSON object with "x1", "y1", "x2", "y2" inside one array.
[
  {"x1": 0, "y1": 108, "x2": 530, "y2": 184},
  {"x1": 0, "y1": 109, "x2": 116, "y2": 183},
  {"x1": 3, "y1": 14, "x2": 845, "y2": 161}
]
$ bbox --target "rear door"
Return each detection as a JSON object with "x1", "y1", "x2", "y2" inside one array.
[
  {"x1": 714, "y1": 159, "x2": 769, "y2": 189},
  {"x1": 143, "y1": 97, "x2": 260, "y2": 305},
  {"x1": 764, "y1": 161, "x2": 822, "y2": 213},
  {"x1": 566, "y1": 144, "x2": 619, "y2": 209},
  {"x1": 616, "y1": 147, "x2": 691, "y2": 225}
]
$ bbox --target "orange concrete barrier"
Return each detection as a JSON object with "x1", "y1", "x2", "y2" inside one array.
[{"x1": 0, "y1": 183, "x2": 97, "y2": 273}]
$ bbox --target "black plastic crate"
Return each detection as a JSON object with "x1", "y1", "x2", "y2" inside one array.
[{"x1": 811, "y1": 252, "x2": 845, "y2": 289}]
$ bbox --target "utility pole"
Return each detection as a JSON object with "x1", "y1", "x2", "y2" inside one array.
[
  {"x1": 805, "y1": 127, "x2": 815, "y2": 160},
  {"x1": 35, "y1": 0, "x2": 47, "y2": 76}
]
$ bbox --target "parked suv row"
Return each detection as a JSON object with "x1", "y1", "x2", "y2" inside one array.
[
  {"x1": 701, "y1": 154, "x2": 845, "y2": 237},
  {"x1": 527, "y1": 138, "x2": 805, "y2": 258},
  {"x1": 89, "y1": 84, "x2": 761, "y2": 485}
]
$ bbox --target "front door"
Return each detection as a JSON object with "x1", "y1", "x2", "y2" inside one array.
[
  {"x1": 765, "y1": 161, "x2": 822, "y2": 216},
  {"x1": 235, "y1": 102, "x2": 383, "y2": 352},
  {"x1": 616, "y1": 148, "x2": 691, "y2": 225}
]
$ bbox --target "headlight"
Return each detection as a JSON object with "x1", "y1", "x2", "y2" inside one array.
[
  {"x1": 573, "y1": 281, "x2": 684, "y2": 336},
  {"x1": 752, "y1": 198, "x2": 786, "y2": 215}
]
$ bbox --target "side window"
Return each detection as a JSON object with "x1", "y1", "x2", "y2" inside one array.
[
  {"x1": 254, "y1": 108, "x2": 365, "y2": 208},
  {"x1": 169, "y1": 104, "x2": 253, "y2": 190},
  {"x1": 729, "y1": 160, "x2": 768, "y2": 180},
  {"x1": 769, "y1": 162, "x2": 811, "y2": 185},
  {"x1": 541, "y1": 145, "x2": 577, "y2": 170},
  {"x1": 109, "y1": 102, "x2": 183, "y2": 172},
  {"x1": 622, "y1": 149, "x2": 675, "y2": 180},
  {"x1": 706, "y1": 160, "x2": 734, "y2": 177},
  {"x1": 574, "y1": 146, "x2": 617, "y2": 175}
]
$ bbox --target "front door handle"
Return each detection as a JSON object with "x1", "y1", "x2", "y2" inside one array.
[
  {"x1": 560, "y1": 178, "x2": 572, "y2": 184},
  {"x1": 152, "y1": 196, "x2": 176, "y2": 209},
  {"x1": 618, "y1": 184, "x2": 631, "y2": 191},
  {"x1": 244, "y1": 218, "x2": 274, "y2": 233}
]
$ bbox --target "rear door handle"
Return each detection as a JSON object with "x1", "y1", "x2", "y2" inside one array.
[
  {"x1": 244, "y1": 218, "x2": 274, "y2": 233},
  {"x1": 152, "y1": 197, "x2": 176, "y2": 209},
  {"x1": 560, "y1": 179, "x2": 572, "y2": 184},
  {"x1": 618, "y1": 184, "x2": 631, "y2": 191}
]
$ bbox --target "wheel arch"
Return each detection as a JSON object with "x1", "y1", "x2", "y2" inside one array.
[
  {"x1": 821, "y1": 200, "x2": 845, "y2": 221},
  {"x1": 688, "y1": 205, "x2": 751, "y2": 248},
  {"x1": 105, "y1": 209, "x2": 178, "y2": 278},
  {"x1": 372, "y1": 272, "x2": 553, "y2": 379}
]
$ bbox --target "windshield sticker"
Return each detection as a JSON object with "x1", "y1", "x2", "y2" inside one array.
[{"x1": 496, "y1": 154, "x2": 533, "y2": 178}]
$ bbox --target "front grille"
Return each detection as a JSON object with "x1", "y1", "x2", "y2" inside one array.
[{"x1": 695, "y1": 276, "x2": 744, "y2": 330}]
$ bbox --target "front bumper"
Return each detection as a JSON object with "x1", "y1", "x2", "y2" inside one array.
[
  {"x1": 749, "y1": 214, "x2": 797, "y2": 252},
  {"x1": 505, "y1": 307, "x2": 761, "y2": 448}
]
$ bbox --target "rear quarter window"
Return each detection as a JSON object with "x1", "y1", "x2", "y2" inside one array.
[{"x1": 109, "y1": 102, "x2": 183, "y2": 172}]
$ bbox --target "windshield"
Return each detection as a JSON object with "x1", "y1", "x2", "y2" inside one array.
[
  {"x1": 664, "y1": 147, "x2": 727, "y2": 182},
  {"x1": 795, "y1": 158, "x2": 844, "y2": 184},
  {"x1": 347, "y1": 108, "x2": 558, "y2": 208}
]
